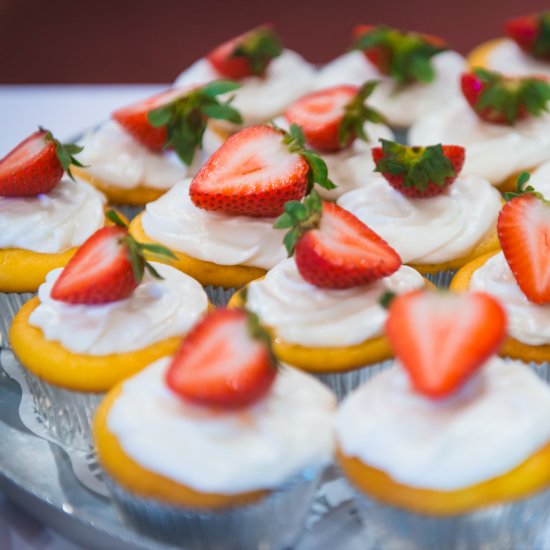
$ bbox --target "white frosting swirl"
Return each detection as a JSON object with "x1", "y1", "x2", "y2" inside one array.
[
  {"x1": 485, "y1": 39, "x2": 550, "y2": 78},
  {"x1": 529, "y1": 160, "x2": 550, "y2": 199},
  {"x1": 107, "y1": 359, "x2": 336, "y2": 493},
  {"x1": 469, "y1": 252, "x2": 550, "y2": 346},
  {"x1": 141, "y1": 179, "x2": 287, "y2": 269},
  {"x1": 29, "y1": 263, "x2": 208, "y2": 355},
  {"x1": 409, "y1": 98, "x2": 550, "y2": 184},
  {"x1": 337, "y1": 358, "x2": 550, "y2": 490},
  {"x1": 274, "y1": 115, "x2": 394, "y2": 199},
  {"x1": 313, "y1": 51, "x2": 466, "y2": 127},
  {"x1": 247, "y1": 259, "x2": 424, "y2": 347},
  {"x1": 174, "y1": 50, "x2": 315, "y2": 126},
  {"x1": 0, "y1": 179, "x2": 105, "y2": 253},
  {"x1": 337, "y1": 174, "x2": 501, "y2": 264},
  {"x1": 76, "y1": 121, "x2": 223, "y2": 190}
]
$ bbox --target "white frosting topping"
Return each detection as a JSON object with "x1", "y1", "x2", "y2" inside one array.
[
  {"x1": 337, "y1": 174, "x2": 501, "y2": 264},
  {"x1": 29, "y1": 263, "x2": 208, "y2": 355},
  {"x1": 141, "y1": 179, "x2": 287, "y2": 269},
  {"x1": 76, "y1": 121, "x2": 223, "y2": 190},
  {"x1": 274, "y1": 115, "x2": 394, "y2": 199},
  {"x1": 486, "y1": 38, "x2": 550, "y2": 78},
  {"x1": 313, "y1": 50, "x2": 466, "y2": 127},
  {"x1": 470, "y1": 251, "x2": 550, "y2": 346},
  {"x1": 337, "y1": 358, "x2": 550, "y2": 490},
  {"x1": 107, "y1": 359, "x2": 336, "y2": 493},
  {"x1": 247, "y1": 259, "x2": 424, "y2": 347},
  {"x1": 409, "y1": 98, "x2": 550, "y2": 184},
  {"x1": 529, "y1": 160, "x2": 550, "y2": 199},
  {"x1": 174, "y1": 50, "x2": 315, "y2": 126},
  {"x1": 0, "y1": 178, "x2": 105, "y2": 253}
]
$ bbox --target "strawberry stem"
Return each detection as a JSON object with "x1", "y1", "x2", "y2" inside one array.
[
  {"x1": 41, "y1": 127, "x2": 86, "y2": 182},
  {"x1": 232, "y1": 27, "x2": 283, "y2": 76}
]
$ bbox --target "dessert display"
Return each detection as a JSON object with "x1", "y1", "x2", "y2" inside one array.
[
  {"x1": 0, "y1": 128, "x2": 109, "y2": 346},
  {"x1": 72, "y1": 82, "x2": 242, "y2": 212},
  {"x1": 313, "y1": 25, "x2": 466, "y2": 128},
  {"x1": 409, "y1": 68, "x2": 550, "y2": 191},
  {"x1": 174, "y1": 26, "x2": 315, "y2": 127},
  {"x1": 128, "y1": 123, "x2": 334, "y2": 304},
  {"x1": 337, "y1": 289, "x2": 550, "y2": 548},
  {"x1": 451, "y1": 173, "x2": 550, "y2": 381},
  {"x1": 94, "y1": 308, "x2": 336, "y2": 548},
  {"x1": 279, "y1": 82, "x2": 394, "y2": 199},
  {"x1": 468, "y1": 12, "x2": 550, "y2": 78},
  {"x1": 338, "y1": 139, "x2": 502, "y2": 287},
  {"x1": 5, "y1": 17, "x2": 550, "y2": 548},
  {"x1": 9, "y1": 212, "x2": 209, "y2": 450},
  {"x1": 229, "y1": 191, "x2": 426, "y2": 399}
]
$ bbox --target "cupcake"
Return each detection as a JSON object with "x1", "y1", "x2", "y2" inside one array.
[
  {"x1": 278, "y1": 81, "x2": 394, "y2": 199},
  {"x1": 229, "y1": 191, "x2": 426, "y2": 400},
  {"x1": 94, "y1": 308, "x2": 335, "y2": 548},
  {"x1": 313, "y1": 25, "x2": 466, "y2": 129},
  {"x1": 9, "y1": 213, "x2": 209, "y2": 450},
  {"x1": 337, "y1": 289, "x2": 550, "y2": 549},
  {"x1": 468, "y1": 11, "x2": 550, "y2": 78},
  {"x1": 338, "y1": 139, "x2": 501, "y2": 287},
  {"x1": 409, "y1": 69, "x2": 550, "y2": 192},
  {"x1": 128, "y1": 123, "x2": 335, "y2": 305},
  {"x1": 72, "y1": 82, "x2": 242, "y2": 217},
  {"x1": 451, "y1": 174, "x2": 550, "y2": 381},
  {"x1": 0, "y1": 128, "x2": 109, "y2": 347},
  {"x1": 174, "y1": 26, "x2": 315, "y2": 127}
]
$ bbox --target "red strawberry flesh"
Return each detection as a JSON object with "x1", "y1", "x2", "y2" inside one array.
[
  {"x1": 165, "y1": 309, "x2": 276, "y2": 409},
  {"x1": 189, "y1": 125, "x2": 309, "y2": 217}
]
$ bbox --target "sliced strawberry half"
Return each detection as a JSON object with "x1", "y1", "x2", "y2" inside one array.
[
  {"x1": 284, "y1": 82, "x2": 385, "y2": 153},
  {"x1": 385, "y1": 290, "x2": 507, "y2": 398},
  {"x1": 372, "y1": 139, "x2": 464, "y2": 198},
  {"x1": 0, "y1": 129, "x2": 84, "y2": 197},
  {"x1": 51, "y1": 211, "x2": 175, "y2": 304},
  {"x1": 498, "y1": 193, "x2": 550, "y2": 304},
  {"x1": 352, "y1": 25, "x2": 446, "y2": 84},
  {"x1": 112, "y1": 88, "x2": 188, "y2": 151},
  {"x1": 189, "y1": 125, "x2": 309, "y2": 217},
  {"x1": 505, "y1": 12, "x2": 550, "y2": 60},
  {"x1": 165, "y1": 309, "x2": 277, "y2": 409},
  {"x1": 274, "y1": 192, "x2": 401, "y2": 289},
  {"x1": 206, "y1": 26, "x2": 282, "y2": 79}
]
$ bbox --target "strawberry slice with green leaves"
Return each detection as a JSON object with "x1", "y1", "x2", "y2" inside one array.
[
  {"x1": 352, "y1": 25, "x2": 447, "y2": 85},
  {"x1": 274, "y1": 191, "x2": 401, "y2": 289},
  {"x1": 284, "y1": 82, "x2": 386, "y2": 152},
  {"x1": 207, "y1": 25, "x2": 283, "y2": 79},
  {"x1": 165, "y1": 308, "x2": 277, "y2": 409},
  {"x1": 112, "y1": 82, "x2": 242, "y2": 165},
  {"x1": 372, "y1": 139, "x2": 465, "y2": 198},
  {"x1": 51, "y1": 210, "x2": 176, "y2": 305},
  {"x1": 498, "y1": 172, "x2": 550, "y2": 304},
  {"x1": 0, "y1": 128, "x2": 84, "y2": 197},
  {"x1": 506, "y1": 12, "x2": 550, "y2": 60},
  {"x1": 189, "y1": 124, "x2": 335, "y2": 217},
  {"x1": 385, "y1": 289, "x2": 507, "y2": 398},
  {"x1": 461, "y1": 69, "x2": 550, "y2": 125}
]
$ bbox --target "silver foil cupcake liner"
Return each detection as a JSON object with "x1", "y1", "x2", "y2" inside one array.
[
  {"x1": 354, "y1": 486, "x2": 550, "y2": 549},
  {"x1": 112, "y1": 204, "x2": 144, "y2": 222},
  {"x1": 0, "y1": 292, "x2": 35, "y2": 349},
  {"x1": 204, "y1": 286, "x2": 237, "y2": 307},
  {"x1": 314, "y1": 360, "x2": 393, "y2": 402},
  {"x1": 525, "y1": 360, "x2": 550, "y2": 383},
  {"x1": 22, "y1": 369, "x2": 102, "y2": 452},
  {"x1": 424, "y1": 269, "x2": 458, "y2": 289},
  {"x1": 105, "y1": 468, "x2": 322, "y2": 549}
]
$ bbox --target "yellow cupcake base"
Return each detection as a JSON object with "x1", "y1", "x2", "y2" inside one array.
[
  {"x1": 10, "y1": 298, "x2": 183, "y2": 392},
  {"x1": 337, "y1": 441, "x2": 550, "y2": 516},
  {"x1": 451, "y1": 252, "x2": 550, "y2": 364},
  {"x1": 129, "y1": 213, "x2": 266, "y2": 289},
  {"x1": 94, "y1": 384, "x2": 268, "y2": 509}
]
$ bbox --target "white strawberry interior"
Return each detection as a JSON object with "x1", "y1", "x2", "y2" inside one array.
[
  {"x1": 197, "y1": 129, "x2": 299, "y2": 192},
  {"x1": 0, "y1": 134, "x2": 46, "y2": 177}
]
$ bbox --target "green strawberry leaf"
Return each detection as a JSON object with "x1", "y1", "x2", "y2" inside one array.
[
  {"x1": 201, "y1": 80, "x2": 241, "y2": 97},
  {"x1": 232, "y1": 27, "x2": 283, "y2": 76}
]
